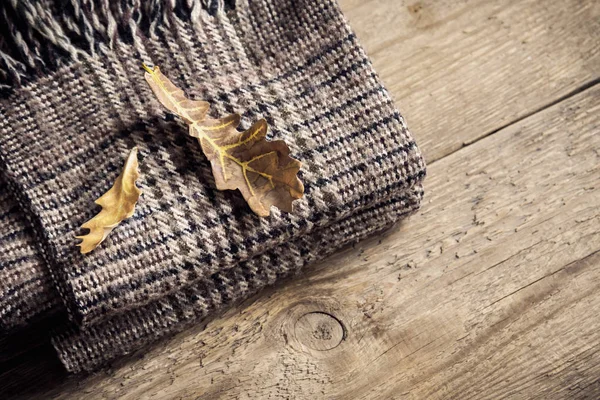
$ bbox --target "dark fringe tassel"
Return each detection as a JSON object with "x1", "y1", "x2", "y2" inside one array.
[{"x1": 0, "y1": 0, "x2": 236, "y2": 93}]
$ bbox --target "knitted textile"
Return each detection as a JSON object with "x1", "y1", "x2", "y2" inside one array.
[{"x1": 0, "y1": 0, "x2": 426, "y2": 373}]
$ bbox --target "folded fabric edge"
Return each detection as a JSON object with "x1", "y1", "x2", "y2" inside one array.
[
  {"x1": 0, "y1": 53, "x2": 424, "y2": 332},
  {"x1": 0, "y1": 0, "x2": 427, "y2": 331},
  {"x1": 0, "y1": 174, "x2": 62, "y2": 333},
  {"x1": 52, "y1": 185, "x2": 424, "y2": 373}
]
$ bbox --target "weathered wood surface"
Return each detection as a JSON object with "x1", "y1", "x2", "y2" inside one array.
[
  {"x1": 3, "y1": 0, "x2": 600, "y2": 398},
  {"x1": 343, "y1": 0, "x2": 600, "y2": 162},
  {"x1": 35, "y1": 75, "x2": 600, "y2": 400}
]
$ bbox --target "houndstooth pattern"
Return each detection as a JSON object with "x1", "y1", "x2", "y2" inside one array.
[
  {"x1": 54, "y1": 190, "x2": 423, "y2": 372},
  {"x1": 0, "y1": 175, "x2": 61, "y2": 331},
  {"x1": 0, "y1": 0, "x2": 425, "y2": 372}
]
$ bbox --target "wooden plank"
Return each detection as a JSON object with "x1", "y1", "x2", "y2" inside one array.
[
  {"x1": 38, "y1": 83, "x2": 600, "y2": 399},
  {"x1": 339, "y1": 0, "x2": 600, "y2": 162},
  {"x1": 2, "y1": 1, "x2": 600, "y2": 397}
]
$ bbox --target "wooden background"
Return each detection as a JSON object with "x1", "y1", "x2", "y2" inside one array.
[{"x1": 2, "y1": 0, "x2": 600, "y2": 398}]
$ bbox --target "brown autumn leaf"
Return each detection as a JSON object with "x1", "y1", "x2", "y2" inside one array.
[
  {"x1": 143, "y1": 64, "x2": 304, "y2": 217},
  {"x1": 76, "y1": 147, "x2": 142, "y2": 254}
]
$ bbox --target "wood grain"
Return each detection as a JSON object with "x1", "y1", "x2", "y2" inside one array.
[
  {"x1": 37, "y1": 81, "x2": 600, "y2": 400},
  {"x1": 3, "y1": 1, "x2": 600, "y2": 398},
  {"x1": 342, "y1": 0, "x2": 600, "y2": 162}
]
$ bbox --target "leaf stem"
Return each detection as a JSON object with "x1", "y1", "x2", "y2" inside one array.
[{"x1": 142, "y1": 63, "x2": 154, "y2": 74}]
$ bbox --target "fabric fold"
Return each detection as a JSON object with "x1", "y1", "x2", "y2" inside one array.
[
  {"x1": 54, "y1": 189, "x2": 423, "y2": 372},
  {"x1": 0, "y1": 175, "x2": 61, "y2": 331},
  {"x1": 0, "y1": 0, "x2": 426, "y2": 372}
]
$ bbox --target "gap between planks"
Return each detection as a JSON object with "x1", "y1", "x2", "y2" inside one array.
[
  {"x1": 36, "y1": 73, "x2": 600, "y2": 400},
  {"x1": 3, "y1": 0, "x2": 600, "y2": 398},
  {"x1": 430, "y1": 77, "x2": 600, "y2": 166},
  {"x1": 340, "y1": 0, "x2": 600, "y2": 162}
]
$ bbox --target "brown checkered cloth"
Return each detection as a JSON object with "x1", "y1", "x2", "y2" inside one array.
[{"x1": 0, "y1": 0, "x2": 425, "y2": 372}]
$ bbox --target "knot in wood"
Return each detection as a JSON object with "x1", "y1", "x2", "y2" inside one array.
[{"x1": 294, "y1": 312, "x2": 345, "y2": 351}]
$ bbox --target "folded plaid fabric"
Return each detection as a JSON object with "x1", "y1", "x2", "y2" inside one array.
[
  {"x1": 0, "y1": 0, "x2": 425, "y2": 372},
  {"x1": 0, "y1": 175, "x2": 61, "y2": 332}
]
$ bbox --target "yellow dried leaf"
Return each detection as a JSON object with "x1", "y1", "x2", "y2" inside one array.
[
  {"x1": 143, "y1": 64, "x2": 304, "y2": 217},
  {"x1": 76, "y1": 147, "x2": 142, "y2": 254}
]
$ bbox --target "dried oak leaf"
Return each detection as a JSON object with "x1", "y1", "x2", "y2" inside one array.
[
  {"x1": 76, "y1": 147, "x2": 142, "y2": 254},
  {"x1": 143, "y1": 64, "x2": 304, "y2": 217}
]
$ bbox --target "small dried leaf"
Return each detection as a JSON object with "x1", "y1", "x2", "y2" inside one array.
[
  {"x1": 143, "y1": 64, "x2": 304, "y2": 217},
  {"x1": 76, "y1": 147, "x2": 142, "y2": 254}
]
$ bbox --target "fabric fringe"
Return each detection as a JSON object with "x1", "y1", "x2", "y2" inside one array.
[{"x1": 0, "y1": 0, "x2": 236, "y2": 91}]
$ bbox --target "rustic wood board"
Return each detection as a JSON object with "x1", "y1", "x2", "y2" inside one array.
[
  {"x1": 2, "y1": 0, "x2": 600, "y2": 398},
  {"x1": 342, "y1": 0, "x2": 600, "y2": 162},
  {"x1": 37, "y1": 81, "x2": 600, "y2": 399}
]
